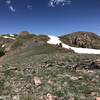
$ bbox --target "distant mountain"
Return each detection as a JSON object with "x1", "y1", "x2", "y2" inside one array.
[
  {"x1": 60, "y1": 31, "x2": 100, "y2": 49},
  {"x1": 0, "y1": 32, "x2": 49, "y2": 57},
  {"x1": 1, "y1": 31, "x2": 100, "y2": 57}
]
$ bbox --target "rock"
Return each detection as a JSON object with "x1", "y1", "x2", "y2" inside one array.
[
  {"x1": 91, "y1": 78, "x2": 99, "y2": 83},
  {"x1": 39, "y1": 96, "x2": 46, "y2": 100},
  {"x1": 19, "y1": 31, "x2": 31, "y2": 37},
  {"x1": 95, "y1": 75, "x2": 99, "y2": 79},
  {"x1": 60, "y1": 32, "x2": 100, "y2": 49},
  {"x1": 91, "y1": 92, "x2": 98, "y2": 96},
  {"x1": 95, "y1": 97, "x2": 100, "y2": 100},
  {"x1": 95, "y1": 59, "x2": 100, "y2": 67},
  {"x1": 13, "y1": 95, "x2": 20, "y2": 100},
  {"x1": 7, "y1": 67, "x2": 17, "y2": 71},
  {"x1": 87, "y1": 59, "x2": 100, "y2": 69},
  {"x1": 41, "y1": 63, "x2": 53, "y2": 68},
  {"x1": 45, "y1": 64, "x2": 52, "y2": 68},
  {"x1": 70, "y1": 76, "x2": 78, "y2": 81},
  {"x1": 46, "y1": 93, "x2": 57, "y2": 100},
  {"x1": 78, "y1": 76, "x2": 83, "y2": 80},
  {"x1": 68, "y1": 96, "x2": 75, "y2": 100},
  {"x1": 47, "y1": 80, "x2": 54, "y2": 85},
  {"x1": 33, "y1": 76, "x2": 42, "y2": 86},
  {"x1": 96, "y1": 59, "x2": 100, "y2": 62},
  {"x1": 75, "y1": 59, "x2": 100, "y2": 69},
  {"x1": 57, "y1": 61, "x2": 65, "y2": 66},
  {"x1": 0, "y1": 96, "x2": 10, "y2": 100},
  {"x1": 89, "y1": 61, "x2": 100, "y2": 69},
  {"x1": 5, "y1": 45, "x2": 12, "y2": 52}
]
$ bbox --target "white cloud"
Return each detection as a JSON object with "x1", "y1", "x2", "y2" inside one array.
[
  {"x1": 49, "y1": 0, "x2": 55, "y2": 7},
  {"x1": 66, "y1": 0, "x2": 72, "y2": 5},
  {"x1": 27, "y1": 5, "x2": 33, "y2": 10},
  {"x1": 9, "y1": 6, "x2": 15, "y2": 12},
  {"x1": 49, "y1": 0, "x2": 72, "y2": 7},
  {"x1": 5, "y1": 0, "x2": 15, "y2": 12},
  {"x1": 6, "y1": 0, "x2": 11, "y2": 5}
]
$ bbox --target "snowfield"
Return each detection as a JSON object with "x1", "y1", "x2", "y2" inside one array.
[{"x1": 47, "y1": 35, "x2": 100, "y2": 54}]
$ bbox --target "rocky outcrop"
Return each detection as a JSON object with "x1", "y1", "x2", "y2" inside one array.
[
  {"x1": 74, "y1": 59, "x2": 100, "y2": 69},
  {"x1": 60, "y1": 32, "x2": 100, "y2": 49}
]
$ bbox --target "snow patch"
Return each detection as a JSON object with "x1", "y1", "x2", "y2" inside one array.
[
  {"x1": 9, "y1": 34, "x2": 15, "y2": 37},
  {"x1": 47, "y1": 35, "x2": 100, "y2": 54},
  {"x1": 1, "y1": 44, "x2": 6, "y2": 48},
  {"x1": 3, "y1": 36, "x2": 16, "y2": 40},
  {"x1": 47, "y1": 35, "x2": 62, "y2": 44}
]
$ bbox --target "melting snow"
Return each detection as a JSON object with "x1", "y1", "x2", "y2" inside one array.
[{"x1": 47, "y1": 35, "x2": 100, "y2": 54}]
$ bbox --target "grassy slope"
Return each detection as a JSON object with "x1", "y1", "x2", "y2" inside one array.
[
  {"x1": 0, "y1": 43, "x2": 100, "y2": 100},
  {"x1": 0, "y1": 33, "x2": 100, "y2": 99}
]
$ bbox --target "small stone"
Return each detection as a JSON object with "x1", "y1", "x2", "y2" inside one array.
[
  {"x1": 45, "y1": 64, "x2": 52, "y2": 68},
  {"x1": 57, "y1": 61, "x2": 65, "y2": 66},
  {"x1": 33, "y1": 76, "x2": 42, "y2": 86},
  {"x1": 68, "y1": 96, "x2": 75, "y2": 100},
  {"x1": 95, "y1": 97, "x2": 100, "y2": 100},
  {"x1": 13, "y1": 95, "x2": 20, "y2": 100},
  {"x1": 48, "y1": 80, "x2": 54, "y2": 85},
  {"x1": 70, "y1": 76, "x2": 78, "y2": 80},
  {"x1": 91, "y1": 92, "x2": 98, "y2": 96},
  {"x1": 39, "y1": 96, "x2": 46, "y2": 100},
  {"x1": 96, "y1": 59, "x2": 100, "y2": 62},
  {"x1": 96, "y1": 75, "x2": 99, "y2": 79},
  {"x1": 78, "y1": 76, "x2": 83, "y2": 80},
  {"x1": 91, "y1": 78, "x2": 98, "y2": 83},
  {"x1": 47, "y1": 93, "x2": 56, "y2": 100}
]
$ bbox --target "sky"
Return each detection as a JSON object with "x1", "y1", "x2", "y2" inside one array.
[{"x1": 0, "y1": 0, "x2": 100, "y2": 35}]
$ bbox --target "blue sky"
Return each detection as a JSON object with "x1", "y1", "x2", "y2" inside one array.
[{"x1": 0, "y1": 0, "x2": 100, "y2": 35}]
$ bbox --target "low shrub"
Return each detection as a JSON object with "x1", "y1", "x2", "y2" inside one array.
[{"x1": 0, "y1": 48, "x2": 5, "y2": 57}]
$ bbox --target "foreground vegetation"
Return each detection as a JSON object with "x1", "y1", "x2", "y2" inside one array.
[
  {"x1": 0, "y1": 43, "x2": 100, "y2": 100},
  {"x1": 0, "y1": 32, "x2": 100, "y2": 100}
]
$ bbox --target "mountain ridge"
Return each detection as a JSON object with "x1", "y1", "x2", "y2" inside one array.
[{"x1": 0, "y1": 31, "x2": 100, "y2": 57}]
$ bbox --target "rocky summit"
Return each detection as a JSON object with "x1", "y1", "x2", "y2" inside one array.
[{"x1": 60, "y1": 32, "x2": 100, "y2": 49}]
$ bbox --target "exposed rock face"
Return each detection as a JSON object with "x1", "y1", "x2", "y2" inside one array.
[
  {"x1": 71, "y1": 33, "x2": 92, "y2": 48},
  {"x1": 18, "y1": 31, "x2": 36, "y2": 39},
  {"x1": 19, "y1": 31, "x2": 31, "y2": 37},
  {"x1": 60, "y1": 32, "x2": 100, "y2": 49}
]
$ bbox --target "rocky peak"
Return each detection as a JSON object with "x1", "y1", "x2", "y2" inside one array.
[{"x1": 60, "y1": 31, "x2": 100, "y2": 49}]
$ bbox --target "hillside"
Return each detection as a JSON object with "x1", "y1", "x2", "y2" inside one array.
[
  {"x1": 60, "y1": 32, "x2": 100, "y2": 49},
  {"x1": 0, "y1": 32, "x2": 100, "y2": 100}
]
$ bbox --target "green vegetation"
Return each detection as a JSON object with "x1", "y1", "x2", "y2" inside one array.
[
  {"x1": 0, "y1": 48, "x2": 5, "y2": 57},
  {"x1": 11, "y1": 33, "x2": 49, "y2": 49},
  {"x1": 0, "y1": 32, "x2": 100, "y2": 99},
  {"x1": 0, "y1": 43, "x2": 100, "y2": 99}
]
